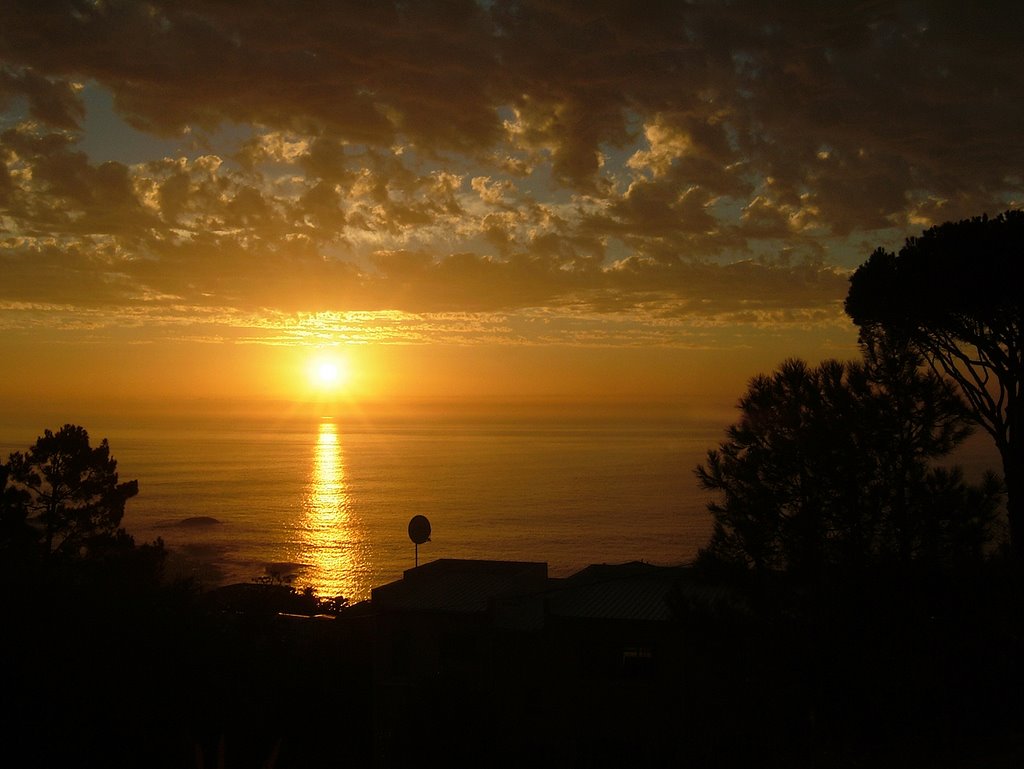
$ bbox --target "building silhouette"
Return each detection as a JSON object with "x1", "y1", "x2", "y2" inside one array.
[{"x1": 368, "y1": 558, "x2": 713, "y2": 768}]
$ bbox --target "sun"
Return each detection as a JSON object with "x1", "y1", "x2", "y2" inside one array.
[
  {"x1": 316, "y1": 361, "x2": 341, "y2": 385},
  {"x1": 308, "y1": 354, "x2": 351, "y2": 391}
]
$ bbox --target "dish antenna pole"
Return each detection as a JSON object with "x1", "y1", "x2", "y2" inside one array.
[{"x1": 408, "y1": 515, "x2": 431, "y2": 567}]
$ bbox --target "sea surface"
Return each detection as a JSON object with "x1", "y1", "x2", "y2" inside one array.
[{"x1": 0, "y1": 411, "x2": 727, "y2": 603}]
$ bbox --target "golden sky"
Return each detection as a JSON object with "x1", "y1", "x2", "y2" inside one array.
[{"x1": 1, "y1": 2, "x2": 1021, "y2": 415}]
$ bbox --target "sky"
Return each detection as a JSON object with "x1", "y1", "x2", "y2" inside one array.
[{"x1": 1, "y1": 1, "x2": 1022, "y2": 419}]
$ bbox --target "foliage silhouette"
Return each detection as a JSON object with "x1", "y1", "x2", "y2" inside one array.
[
  {"x1": 696, "y1": 352, "x2": 1000, "y2": 577},
  {"x1": 4, "y1": 424, "x2": 139, "y2": 558},
  {"x1": 0, "y1": 461, "x2": 33, "y2": 559},
  {"x1": 846, "y1": 210, "x2": 1024, "y2": 557}
]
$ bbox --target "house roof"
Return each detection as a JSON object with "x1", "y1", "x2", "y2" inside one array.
[
  {"x1": 371, "y1": 558, "x2": 549, "y2": 614},
  {"x1": 544, "y1": 562, "x2": 687, "y2": 622},
  {"x1": 369, "y1": 558, "x2": 741, "y2": 625}
]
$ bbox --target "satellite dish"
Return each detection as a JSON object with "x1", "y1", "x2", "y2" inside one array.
[
  {"x1": 408, "y1": 515, "x2": 431, "y2": 566},
  {"x1": 408, "y1": 515, "x2": 431, "y2": 544}
]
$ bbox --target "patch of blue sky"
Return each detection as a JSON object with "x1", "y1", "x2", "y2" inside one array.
[
  {"x1": 78, "y1": 83, "x2": 253, "y2": 167},
  {"x1": 0, "y1": 94, "x2": 30, "y2": 129}
]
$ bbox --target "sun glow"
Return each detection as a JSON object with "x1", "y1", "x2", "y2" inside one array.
[{"x1": 308, "y1": 354, "x2": 351, "y2": 391}]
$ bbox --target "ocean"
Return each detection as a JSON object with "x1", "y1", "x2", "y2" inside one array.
[{"x1": 0, "y1": 411, "x2": 724, "y2": 603}]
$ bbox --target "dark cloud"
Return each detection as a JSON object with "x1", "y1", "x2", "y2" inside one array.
[
  {"x1": 0, "y1": 66, "x2": 84, "y2": 129},
  {"x1": 1, "y1": 0, "x2": 1022, "y2": 340},
  {"x1": 0, "y1": 125, "x2": 157, "y2": 236},
  {"x1": 3, "y1": 1, "x2": 1018, "y2": 197},
  {"x1": 0, "y1": 0, "x2": 501, "y2": 147}
]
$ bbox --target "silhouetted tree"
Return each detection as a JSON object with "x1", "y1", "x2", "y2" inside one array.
[
  {"x1": 696, "y1": 355, "x2": 999, "y2": 577},
  {"x1": 846, "y1": 211, "x2": 1024, "y2": 557},
  {"x1": 4, "y1": 424, "x2": 139, "y2": 558},
  {"x1": 0, "y1": 462, "x2": 32, "y2": 561}
]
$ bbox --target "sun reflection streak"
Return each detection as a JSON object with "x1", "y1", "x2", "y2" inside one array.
[{"x1": 299, "y1": 419, "x2": 366, "y2": 603}]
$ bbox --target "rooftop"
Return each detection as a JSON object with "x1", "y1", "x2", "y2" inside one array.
[{"x1": 371, "y1": 558, "x2": 549, "y2": 613}]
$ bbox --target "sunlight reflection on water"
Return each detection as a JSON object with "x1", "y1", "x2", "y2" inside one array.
[{"x1": 298, "y1": 419, "x2": 367, "y2": 601}]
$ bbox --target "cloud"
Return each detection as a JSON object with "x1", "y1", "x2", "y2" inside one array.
[
  {"x1": 0, "y1": 66, "x2": 84, "y2": 129},
  {"x1": 1, "y1": 1, "x2": 1022, "y2": 349}
]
